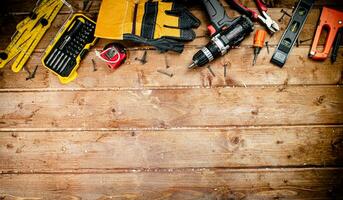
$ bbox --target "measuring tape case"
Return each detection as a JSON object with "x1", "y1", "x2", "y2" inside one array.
[{"x1": 42, "y1": 14, "x2": 97, "y2": 84}]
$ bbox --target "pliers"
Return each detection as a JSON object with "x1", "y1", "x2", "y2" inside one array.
[{"x1": 227, "y1": 0, "x2": 280, "y2": 33}]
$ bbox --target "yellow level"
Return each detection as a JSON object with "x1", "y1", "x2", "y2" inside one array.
[{"x1": 0, "y1": 0, "x2": 63, "y2": 72}]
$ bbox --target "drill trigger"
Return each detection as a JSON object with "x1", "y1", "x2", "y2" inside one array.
[{"x1": 207, "y1": 25, "x2": 217, "y2": 36}]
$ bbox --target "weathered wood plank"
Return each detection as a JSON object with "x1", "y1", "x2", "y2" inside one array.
[
  {"x1": 0, "y1": 127, "x2": 342, "y2": 172},
  {"x1": 0, "y1": 169, "x2": 342, "y2": 200},
  {"x1": 1, "y1": 8, "x2": 340, "y2": 90},
  {"x1": 0, "y1": 47, "x2": 342, "y2": 89},
  {"x1": 0, "y1": 87, "x2": 342, "y2": 129}
]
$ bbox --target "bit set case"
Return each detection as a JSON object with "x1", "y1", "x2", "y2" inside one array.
[{"x1": 42, "y1": 14, "x2": 97, "y2": 84}]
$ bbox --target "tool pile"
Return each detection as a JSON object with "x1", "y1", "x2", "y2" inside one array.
[
  {"x1": 42, "y1": 14, "x2": 97, "y2": 83},
  {"x1": 0, "y1": 0, "x2": 342, "y2": 84}
]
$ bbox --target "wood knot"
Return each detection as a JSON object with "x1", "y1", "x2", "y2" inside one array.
[
  {"x1": 314, "y1": 95, "x2": 326, "y2": 106},
  {"x1": 131, "y1": 131, "x2": 136, "y2": 137},
  {"x1": 231, "y1": 137, "x2": 240, "y2": 144},
  {"x1": 17, "y1": 103, "x2": 23, "y2": 109},
  {"x1": 251, "y1": 109, "x2": 259, "y2": 115}
]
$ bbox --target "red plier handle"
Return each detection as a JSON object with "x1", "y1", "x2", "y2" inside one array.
[{"x1": 227, "y1": 0, "x2": 267, "y2": 21}]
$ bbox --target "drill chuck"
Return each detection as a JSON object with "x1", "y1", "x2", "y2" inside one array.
[{"x1": 189, "y1": 16, "x2": 254, "y2": 68}]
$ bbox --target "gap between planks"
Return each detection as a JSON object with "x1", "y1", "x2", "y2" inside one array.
[
  {"x1": 1, "y1": 124, "x2": 342, "y2": 132},
  {"x1": 0, "y1": 84, "x2": 342, "y2": 93},
  {"x1": 1, "y1": 167, "x2": 342, "y2": 175}
]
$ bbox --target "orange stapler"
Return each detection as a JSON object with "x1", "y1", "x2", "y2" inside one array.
[{"x1": 309, "y1": 7, "x2": 343, "y2": 62}]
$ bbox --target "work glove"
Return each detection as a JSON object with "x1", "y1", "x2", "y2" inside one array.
[{"x1": 95, "y1": 0, "x2": 200, "y2": 53}]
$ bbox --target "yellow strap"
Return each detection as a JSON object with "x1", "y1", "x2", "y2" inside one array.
[
  {"x1": 154, "y1": 2, "x2": 180, "y2": 39},
  {"x1": 95, "y1": 0, "x2": 182, "y2": 40}
]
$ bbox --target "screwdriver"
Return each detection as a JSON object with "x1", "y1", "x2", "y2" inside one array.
[
  {"x1": 252, "y1": 30, "x2": 267, "y2": 66},
  {"x1": 59, "y1": 19, "x2": 84, "y2": 50}
]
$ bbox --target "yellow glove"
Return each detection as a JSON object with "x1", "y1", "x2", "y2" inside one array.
[{"x1": 95, "y1": 0, "x2": 200, "y2": 52}]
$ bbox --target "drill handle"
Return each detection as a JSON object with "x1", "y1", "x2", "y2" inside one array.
[{"x1": 202, "y1": 0, "x2": 234, "y2": 34}]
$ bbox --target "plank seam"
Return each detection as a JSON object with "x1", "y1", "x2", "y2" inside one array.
[
  {"x1": 1, "y1": 167, "x2": 343, "y2": 175},
  {"x1": 0, "y1": 124, "x2": 342, "y2": 132},
  {"x1": 0, "y1": 84, "x2": 342, "y2": 93}
]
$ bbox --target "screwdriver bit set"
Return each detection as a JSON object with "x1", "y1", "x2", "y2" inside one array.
[{"x1": 42, "y1": 14, "x2": 97, "y2": 84}]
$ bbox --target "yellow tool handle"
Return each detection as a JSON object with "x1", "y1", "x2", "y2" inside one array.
[{"x1": 11, "y1": 1, "x2": 63, "y2": 72}]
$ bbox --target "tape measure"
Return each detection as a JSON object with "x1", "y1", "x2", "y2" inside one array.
[
  {"x1": 0, "y1": 0, "x2": 63, "y2": 72},
  {"x1": 97, "y1": 43, "x2": 127, "y2": 70}
]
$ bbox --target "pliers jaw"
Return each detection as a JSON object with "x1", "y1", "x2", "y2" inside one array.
[
  {"x1": 258, "y1": 11, "x2": 280, "y2": 33},
  {"x1": 226, "y1": 0, "x2": 280, "y2": 34}
]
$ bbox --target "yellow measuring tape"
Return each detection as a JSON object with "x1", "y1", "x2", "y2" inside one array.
[{"x1": 0, "y1": 0, "x2": 63, "y2": 72}]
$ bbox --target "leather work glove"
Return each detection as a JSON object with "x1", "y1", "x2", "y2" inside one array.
[{"x1": 95, "y1": 0, "x2": 200, "y2": 53}]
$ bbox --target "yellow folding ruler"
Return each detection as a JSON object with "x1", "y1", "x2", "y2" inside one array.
[{"x1": 0, "y1": 0, "x2": 63, "y2": 72}]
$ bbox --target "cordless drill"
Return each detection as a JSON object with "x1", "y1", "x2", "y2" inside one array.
[{"x1": 188, "y1": 0, "x2": 254, "y2": 68}]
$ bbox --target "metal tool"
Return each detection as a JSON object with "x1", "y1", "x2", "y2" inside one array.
[
  {"x1": 26, "y1": 65, "x2": 38, "y2": 80},
  {"x1": 59, "y1": 20, "x2": 84, "y2": 50},
  {"x1": 271, "y1": 0, "x2": 314, "y2": 67},
  {"x1": 309, "y1": 7, "x2": 343, "y2": 62},
  {"x1": 278, "y1": 9, "x2": 292, "y2": 22},
  {"x1": 56, "y1": 55, "x2": 68, "y2": 72},
  {"x1": 48, "y1": 50, "x2": 61, "y2": 67},
  {"x1": 207, "y1": 65, "x2": 215, "y2": 77},
  {"x1": 189, "y1": 0, "x2": 254, "y2": 68},
  {"x1": 157, "y1": 70, "x2": 173, "y2": 77},
  {"x1": 91, "y1": 58, "x2": 97, "y2": 71},
  {"x1": 253, "y1": 30, "x2": 267, "y2": 65},
  {"x1": 265, "y1": 41, "x2": 270, "y2": 54},
  {"x1": 227, "y1": 0, "x2": 279, "y2": 33},
  {"x1": 223, "y1": 63, "x2": 227, "y2": 77},
  {"x1": 135, "y1": 51, "x2": 147, "y2": 64},
  {"x1": 42, "y1": 14, "x2": 97, "y2": 84}
]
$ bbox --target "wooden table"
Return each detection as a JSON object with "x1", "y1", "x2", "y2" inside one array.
[{"x1": 0, "y1": 0, "x2": 343, "y2": 199}]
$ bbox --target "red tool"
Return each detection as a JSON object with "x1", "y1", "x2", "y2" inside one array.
[
  {"x1": 97, "y1": 43, "x2": 127, "y2": 70},
  {"x1": 227, "y1": 0, "x2": 279, "y2": 33},
  {"x1": 309, "y1": 7, "x2": 343, "y2": 61}
]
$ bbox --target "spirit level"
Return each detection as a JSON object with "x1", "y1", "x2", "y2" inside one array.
[{"x1": 270, "y1": 0, "x2": 314, "y2": 67}]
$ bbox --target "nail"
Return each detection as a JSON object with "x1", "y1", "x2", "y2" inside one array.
[
  {"x1": 26, "y1": 65, "x2": 38, "y2": 80},
  {"x1": 157, "y1": 69, "x2": 173, "y2": 77},
  {"x1": 223, "y1": 64, "x2": 227, "y2": 78},
  {"x1": 164, "y1": 54, "x2": 170, "y2": 69},
  {"x1": 265, "y1": 41, "x2": 270, "y2": 54},
  {"x1": 278, "y1": 9, "x2": 291, "y2": 22},
  {"x1": 91, "y1": 58, "x2": 97, "y2": 71},
  {"x1": 207, "y1": 65, "x2": 215, "y2": 77},
  {"x1": 135, "y1": 50, "x2": 147, "y2": 64},
  {"x1": 299, "y1": 38, "x2": 312, "y2": 44}
]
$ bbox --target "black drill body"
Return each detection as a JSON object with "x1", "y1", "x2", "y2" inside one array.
[{"x1": 189, "y1": 0, "x2": 254, "y2": 68}]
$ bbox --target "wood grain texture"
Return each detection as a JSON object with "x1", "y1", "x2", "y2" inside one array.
[
  {"x1": 0, "y1": 87, "x2": 342, "y2": 129},
  {"x1": 1, "y1": 8, "x2": 341, "y2": 89},
  {"x1": 1, "y1": 169, "x2": 342, "y2": 200},
  {"x1": 1, "y1": 0, "x2": 342, "y2": 199},
  {"x1": 1, "y1": 47, "x2": 341, "y2": 90},
  {"x1": 0, "y1": 127, "x2": 342, "y2": 172}
]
